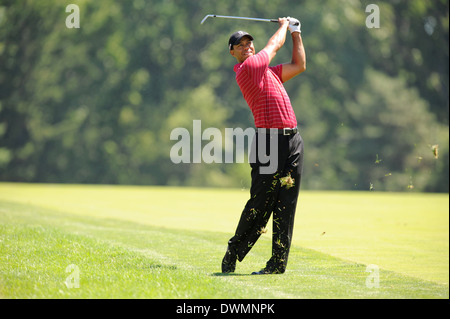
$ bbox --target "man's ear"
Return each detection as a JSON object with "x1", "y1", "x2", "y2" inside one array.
[{"x1": 229, "y1": 49, "x2": 235, "y2": 57}]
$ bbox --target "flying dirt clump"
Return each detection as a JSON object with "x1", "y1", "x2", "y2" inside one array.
[
  {"x1": 280, "y1": 173, "x2": 295, "y2": 189},
  {"x1": 431, "y1": 144, "x2": 439, "y2": 159}
]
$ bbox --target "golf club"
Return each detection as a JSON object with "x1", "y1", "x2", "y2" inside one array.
[{"x1": 200, "y1": 14, "x2": 299, "y2": 25}]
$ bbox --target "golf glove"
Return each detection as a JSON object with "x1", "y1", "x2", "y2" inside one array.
[{"x1": 288, "y1": 17, "x2": 301, "y2": 33}]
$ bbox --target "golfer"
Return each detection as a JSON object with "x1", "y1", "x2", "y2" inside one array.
[{"x1": 222, "y1": 17, "x2": 306, "y2": 274}]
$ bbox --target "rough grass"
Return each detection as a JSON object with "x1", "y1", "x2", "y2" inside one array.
[{"x1": 0, "y1": 183, "x2": 448, "y2": 299}]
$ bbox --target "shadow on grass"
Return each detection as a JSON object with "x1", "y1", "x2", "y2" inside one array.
[{"x1": 210, "y1": 272, "x2": 254, "y2": 277}]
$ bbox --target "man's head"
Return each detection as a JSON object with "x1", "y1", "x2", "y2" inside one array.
[{"x1": 229, "y1": 31, "x2": 255, "y2": 63}]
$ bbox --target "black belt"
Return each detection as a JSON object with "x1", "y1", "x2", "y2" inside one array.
[{"x1": 256, "y1": 127, "x2": 298, "y2": 135}]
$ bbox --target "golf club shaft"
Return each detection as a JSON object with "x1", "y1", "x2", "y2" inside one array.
[{"x1": 201, "y1": 14, "x2": 278, "y2": 25}]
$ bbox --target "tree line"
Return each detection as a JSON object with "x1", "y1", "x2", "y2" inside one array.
[{"x1": 0, "y1": 0, "x2": 448, "y2": 192}]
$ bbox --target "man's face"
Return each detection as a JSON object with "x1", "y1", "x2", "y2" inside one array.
[{"x1": 230, "y1": 36, "x2": 255, "y2": 63}]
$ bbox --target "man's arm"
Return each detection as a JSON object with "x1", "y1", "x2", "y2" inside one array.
[
  {"x1": 262, "y1": 18, "x2": 290, "y2": 63},
  {"x1": 281, "y1": 31, "x2": 306, "y2": 82}
]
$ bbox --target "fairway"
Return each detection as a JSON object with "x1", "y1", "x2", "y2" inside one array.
[{"x1": 0, "y1": 182, "x2": 448, "y2": 299}]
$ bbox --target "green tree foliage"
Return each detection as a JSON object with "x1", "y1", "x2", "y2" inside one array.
[{"x1": 0, "y1": 0, "x2": 448, "y2": 192}]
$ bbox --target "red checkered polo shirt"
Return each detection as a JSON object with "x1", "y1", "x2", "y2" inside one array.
[{"x1": 234, "y1": 50, "x2": 297, "y2": 129}]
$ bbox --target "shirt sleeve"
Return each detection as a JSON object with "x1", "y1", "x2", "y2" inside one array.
[
  {"x1": 242, "y1": 50, "x2": 269, "y2": 87},
  {"x1": 269, "y1": 64, "x2": 284, "y2": 83}
]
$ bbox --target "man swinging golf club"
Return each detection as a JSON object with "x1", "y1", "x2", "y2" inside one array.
[{"x1": 222, "y1": 17, "x2": 306, "y2": 275}]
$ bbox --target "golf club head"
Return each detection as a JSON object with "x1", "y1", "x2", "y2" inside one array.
[{"x1": 200, "y1": 14, "x2": 214, "y2": 24}]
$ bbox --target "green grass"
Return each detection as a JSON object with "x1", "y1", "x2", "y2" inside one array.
[{"x1": 0, "y1": 183, "x2": 448, "y2": 298}]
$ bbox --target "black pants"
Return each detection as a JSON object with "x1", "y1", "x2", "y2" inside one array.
[{"x1": 227, "y1": 130, "x2": 304, "y2": 273}]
